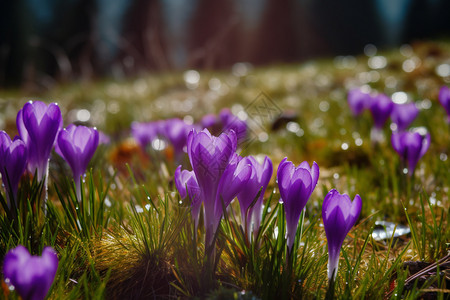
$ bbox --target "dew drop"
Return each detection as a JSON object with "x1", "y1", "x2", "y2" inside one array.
[{"x1": 135, "y1": 205, "x2": 144, "y2": 213}]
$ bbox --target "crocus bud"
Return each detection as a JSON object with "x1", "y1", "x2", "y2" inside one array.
[
  {"x1": 322, "y1": 189, "x2": 361, "y2": 282},
  {"x1": 56, "y1": 124, "x2": 99, "y2": 199},
  {"x1": 391, "y1": 129, "x2": 430, "y2": 176},
  {"x1": 187, "y1": 128, "x2": 237, "y2": 247},
  {"x1": 164, "y1": 118, "x2": 194, "y2": 159},
  {"x1": 131, "y1": 121, "x2": 164, "y2": 149},
  {"x1": 219, "y1": 108, "x2": 247, "y2": 144},
  {"x1": 214, "y1": 156, "x2": 252, "y2": 228},
  {"x1": 390, "y1": 102, "x2": 419, "y2": 132},
  {"x1": 3, "y1": 245, "x2": 59, "y2": 300},
  {"x1": 439, "y1": 86, "x2": 450, "y2": 123},
  {"x1": 277, "y1": 158, "x2": 319, "y2": 253},
  {"x1": 174, "y1": 166, "x2": 202, "y2": 230},
  {"x1": 16, "y1": 101, "x2": 62, "y2": 181},
  {"x1": 347, "y1": 89, "x2": 372, "y2": 116},
  {"x1": 369, "y1": 93, "x2": 394, "y2": 129},
  {"x1": 237, "y1": 155, "x2": 273, "y2": 239},
  {"x1": 0, "y1": 132, "x2": 27, "y2": 206}
]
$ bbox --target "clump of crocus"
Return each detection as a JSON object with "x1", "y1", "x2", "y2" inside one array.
[
  {"x1": 187, "y1": 128, "x2": 238, "y2": 248},
  {"x1": 3, "y1": 245, "x2": 59, "y2": 300},
  {"x1": 277, "y1": 158, "x2": 319, "y2": 253},
  {"x1": 347, "y1": 88, "x2": 372, "y2": 116},
  {"x1": 391, "y1": 129, "x2": 430, "y2": 176},
  {"x1": 174, "y1": 166, "x2": 202, "y2": 230},
  {"x1": 390, "y1": 102, "x2": 419, "y2": 132},
  {"x1": 0, "y1": 132, "x2": 27, "y2": 207},
  {"x1": 131, "y1": 119, "x2": 195, "y2": 161},
  {"x1": 56, "y1": 124, "x2": 99, "y2": 200},
  {"x1": 322, "y1": 189, "x2": 361, "y2": 282},
  {"x1": 439, "y1": 86, "x2": 450, "y2": 123},
  {"x1": 237, "y1": 155, "x2": 273, "y2": 240},
  {"x1": 16, "y1": 101, "x2": 62, "y2": 182},
  {"x1": 369, "y1": 93, "x2": 394, "y2": 142}
]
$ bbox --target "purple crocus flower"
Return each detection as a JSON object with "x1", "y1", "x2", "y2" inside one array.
[
  {"x1": 390, "y1": 102, "x2": 419, "y2": 132},
  {"x1": 237, "y1": 155, "x2": 273, "y2": 239},
  {"x1": 187, "y1": 128, "x2": 237, "y2": 247},
  {"x1": 164, "y1": 118, "x2": 194, "y2": 159},
  {"x1": 16, "y1": 101, "x2": 63, "y2": 181},
  {"x1": 3, "y1": 245, "x2": 59, "y2": 300},
  {"x1": 219, "y1": 108, "x2": 247, "y2": 143},
  {"x1": 347, "y1": 89, "x2": 372, "y2": 116},
  {"x1": 56, "y1": 124, "x2": 99, "y2": 199},
  {"x1": 277, "y1": 158, "x2": 319, "y2": 252},
  {"x1": 0, "y1": 132, "x2": 27, "y2": 206},
  {"x1": 439, "y1": 86, "x2": 450, "y2": 123},
  {"x1": 214, "y1": 155, "x2": 252, "y2": 233},
  {"x1": 174, "y1": 165, "x2": 202, "y2": 230},
  {"x1": 322, "y1": 189, "x2": 361, "y2": 282},
  {"x1": 391, "y1": 130, "x2": 430, "y2": 176},
  {"x1": 131, "y1": 121, "x2": 164, "y2": 149},
  {"x1": 201, "y1": 114, "x2": 219, "y2": 129},
  {"x1": 98, "y1": 131, "x2": 111, "y2": 145},
  {"x1": 369, "y1": 93, "x2": 394, "y2": 129}
]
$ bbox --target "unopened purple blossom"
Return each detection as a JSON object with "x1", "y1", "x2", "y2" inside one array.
[
  {"x1": 0, "y1": 132, "x2": 27, "y2": 205},
  {"x1": 56, "y1": 124, "x2": 99, "y2": 199},
  {"x1": 391, "y1": 129, "x2": 430, "y2": 176},
  {"x1": 164, "y1": 118, "x2": 194, "y2": 159},
  {"x1": 219, "y1": 108, "x2": 247, "y2": 143},
  {"x1": 322, "y1": 189, "x2": 361, "y2": 282},
  {"x1": 175, "y1": 166, "x2": 202, "y2": 230},
  {"x1": 237, "y1": 155, "x2": 273, "y2": 239},
  {"x1": 369, "y1": 93, "x2": 394, "y2": 129},
  {"x1": 131, "y1": 121, "x2": 164, "y2": 149},
  {"x1": 201, "y1": 114, "x2": 219, "y2": 129},
  {"x1": 214, "y1": 155, "x2": 252, "y2": 234},
  {"x1": 277, "y1": 158, "x2": 319, "y2": 252},
  {"x1": 348, "y1": 89, "x2": 372, "y2": 116},
  {"x1": 199, "y1": 109, "x2": 247, "y2": 144},
  {"x1": 187, "y1": 128, "x2": 237, "y2": 247},
  {"x1": 98, "y1": 131, "x2": 111, "y2": 145},
  {"x1": 3, "y1": 245, "x2": 59, "y2": 300},
  {"x1": 439, "y1": 86, "x2": 450, "y2": 123},
  {"x1": 390, "y1": 102, "x2": 419, "y2": 132},
  {"x1": 16, "y1": 101, "x2": 62, "y2": 181}
]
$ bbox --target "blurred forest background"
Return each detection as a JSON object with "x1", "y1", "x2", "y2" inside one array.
[{"x1": 1, "y1": 0, "x2": 450, "y2": 89}]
